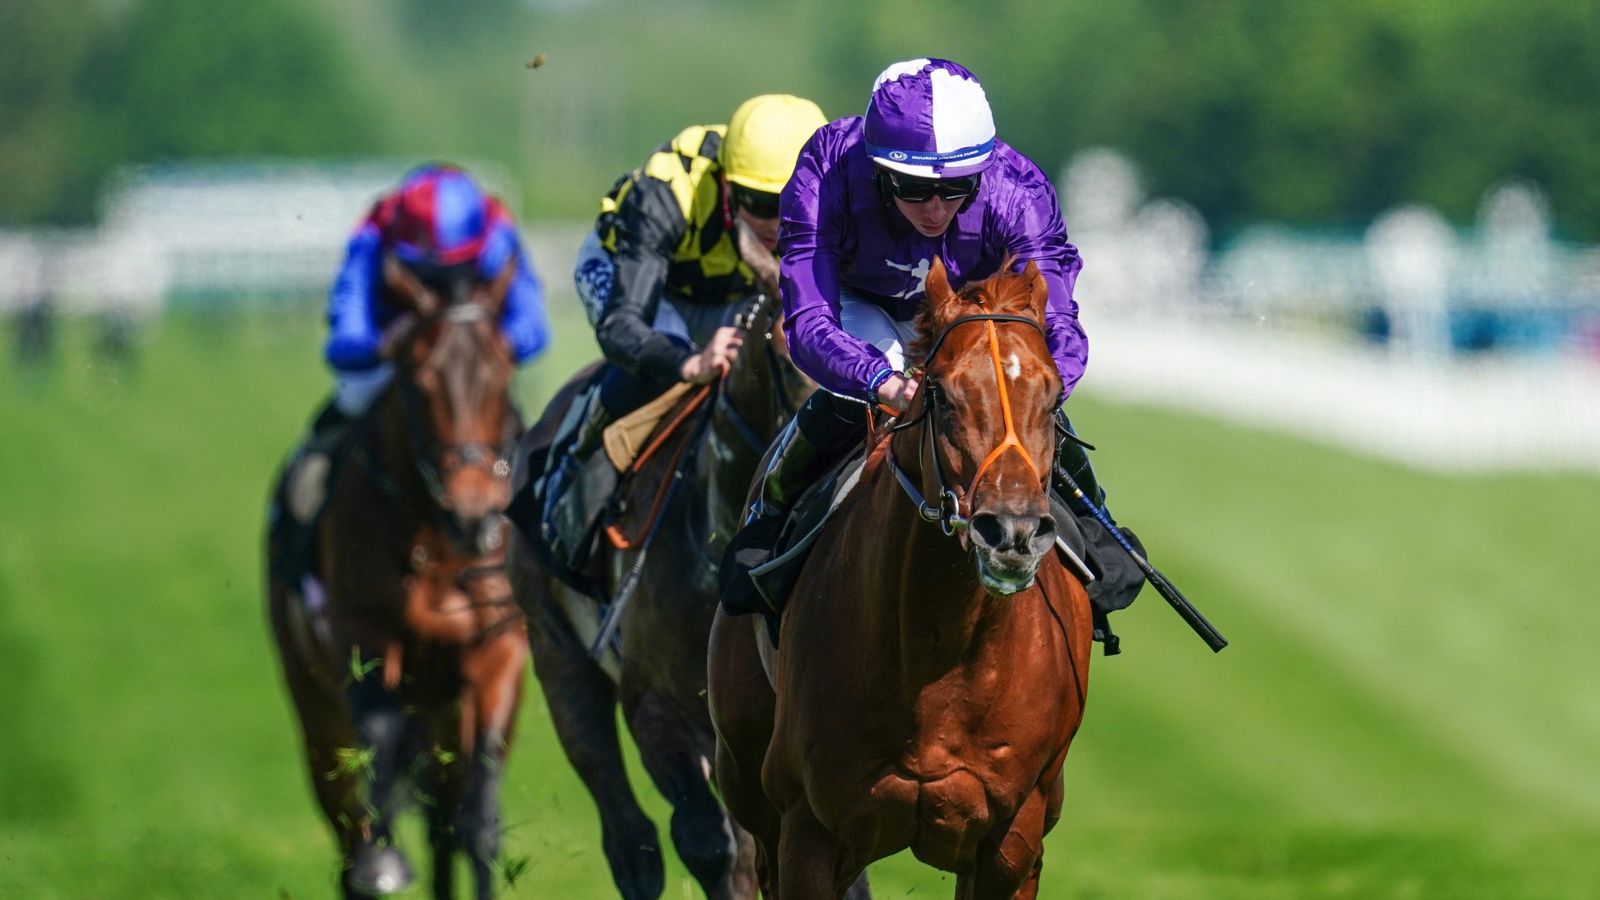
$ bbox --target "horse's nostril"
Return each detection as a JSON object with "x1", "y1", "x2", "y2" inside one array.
[
  {"x1": 1034, "y1": 515, "x2": 1056, "y2": 541},
  {"x1": 970, "y1": 513, "x2": 1007, "y2": 549}
]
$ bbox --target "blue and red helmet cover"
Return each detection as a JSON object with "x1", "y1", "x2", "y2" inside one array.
[{"x1": 371, "y1": 165, "x2": 490, "y2": 267}]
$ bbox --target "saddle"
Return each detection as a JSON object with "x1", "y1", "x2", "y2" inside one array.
[{"x1": 507, "y1": 372, "x2": 710, "y2": 599}]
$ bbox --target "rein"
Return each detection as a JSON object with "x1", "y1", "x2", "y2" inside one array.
[
  {"x1": 887, "y1": 312, "x2": 1048, "y2": 535},
  {"x1": 606, "y1": 288, "x2": 791, "y2": 551}
]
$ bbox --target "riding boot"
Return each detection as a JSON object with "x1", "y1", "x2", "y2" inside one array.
[
  {"x1": 276, "y1": 399, "x2": 355, "y2": 583},
  {"x1": 1055, "y1": 431, "x2": 1108, "y2": 516},
  {"x1": 538, "y1": 391, "x2": 617, "y2": 574},
  {"x1": 720, "y1": 391, "x2": 866, "y2": 616},
  {"x1": 290, "y1": 401, "x2": 354, "y2": 517},
  {"x1": 1051, "y1": 412, "x2": 1145, "y2": 648}
]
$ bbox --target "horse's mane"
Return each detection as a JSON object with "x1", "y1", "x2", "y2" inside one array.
[{"x1": 906, "y1": 257, "x2": 1037, "y2": 367}]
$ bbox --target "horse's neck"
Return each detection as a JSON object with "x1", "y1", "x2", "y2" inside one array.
[
  {"x1": 369, "y1": 390, "x2": 429, "y2": 519},
  {"x1": 696, "y1": 325, "x2": 779, "y2": 520},
  {"x1": 854, "y1": 434, "x2": 1008, "y2": 677}
]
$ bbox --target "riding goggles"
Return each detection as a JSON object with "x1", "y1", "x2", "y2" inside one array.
[
  {"x1": 730, "y1": 184, "x2": 782, "y2": 220},
  {"x1": 881, "y1": 169, "x2": 981, "y2": 204}
]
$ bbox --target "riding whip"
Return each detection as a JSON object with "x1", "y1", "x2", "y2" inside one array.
[{"x1": 1052, "y1": 463, "x2": 1228, "y2": 653}]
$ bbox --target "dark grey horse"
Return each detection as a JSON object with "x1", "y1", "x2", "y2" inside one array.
[{"x1": 507, "y1": 229, "x2": 813, "y2": 899}]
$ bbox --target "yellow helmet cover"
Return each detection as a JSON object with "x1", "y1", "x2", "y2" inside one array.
[{"x1": 720, "y1": 94, "x2": 828, "y2": 194}]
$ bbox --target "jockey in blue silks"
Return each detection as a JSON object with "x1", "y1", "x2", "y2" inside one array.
[
  {"x1": 324, "y1": 164, "x2": 549, "y2": 419},
  {"x1": 290, "y1": 164, "x2": 550, "y2": 520},
  {"x1": 721, "y1": 59, "x2": 1146, "y2": 631}
]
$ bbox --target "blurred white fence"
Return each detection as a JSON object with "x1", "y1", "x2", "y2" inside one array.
[
  {"x1": 5, "y1": 156, "x2": 1599, "y2": 474},
  {"x1": 0, "y1": 161, "x2": 539, "y2": 316},
  {"x1": 1060, "y1": 149, "x2": 1600, "y2": 474}
]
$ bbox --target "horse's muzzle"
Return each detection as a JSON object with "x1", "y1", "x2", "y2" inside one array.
[
  {"x1": 444, "y1": 511, "x2": 505, "y2": 556},
  {"x1": 968, "y1": 510, "x2": 1056, "y2": 595}
]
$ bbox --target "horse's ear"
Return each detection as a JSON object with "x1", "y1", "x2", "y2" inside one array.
[
  {"x1": 383, "y1": 255, "x2": 429, "y2": 314},
  {"x1": 926, "y1": 255, "x2": 955, "y2": 311},
  {"x1": 1021, "y1": 259, "x2": 1049, "y2": 322}
]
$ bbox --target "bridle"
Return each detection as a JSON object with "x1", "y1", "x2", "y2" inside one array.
[
  {"x1": 711, "y1": 288, "x2": 800, "y2": 455},
  {"x1": 887, "y1": 312, "x2": 1049, "y2": 536}
]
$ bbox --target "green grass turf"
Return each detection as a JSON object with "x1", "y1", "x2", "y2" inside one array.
[{"x1": 2, "y1": 302, "x2": 1597, "y2": 898}]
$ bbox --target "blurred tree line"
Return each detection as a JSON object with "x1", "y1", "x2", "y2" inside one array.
[
  {"x1": 3, "y1": 0, "x2": 1596, "y2": 240},
  {"x1": 0, "y1": 0, "x2": 376, "y2": 225}
]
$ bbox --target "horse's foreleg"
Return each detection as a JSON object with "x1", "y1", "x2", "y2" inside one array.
[
  {"x1": 962, "y1": 785, "x2": 1051, "y2": 900},
  {"x1": 526, "y1": 584, "x2": 663, "y2": 900},
  {"x1": 346, "y1": 670, "x2": 414, "y2": 842},
  {"x1": 776, "y1": 804, "x2": 859, "y2": 900},
  {"x1": 456, "y1": 630, "x2": 528, "y2": 900},
  {"x1": 625, "y1": 692, "x2": 749, "y2": 899},
  {"x1": 424, "y1": 709, "x2": 466, "y2": 900}
]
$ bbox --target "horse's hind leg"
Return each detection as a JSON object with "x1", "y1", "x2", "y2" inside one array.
[
  {"x1": 524, "y1": 579, "x2": 663, "y2": 899},
  {"x1": 708, "y1": 611, "x2": 784, "y2": 898},
  {"x1": 625, "y1": 692, "x2": 753, "y2": 900}
]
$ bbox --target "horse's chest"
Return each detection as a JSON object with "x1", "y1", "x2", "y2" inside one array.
[
  {"x1": 828, "y1": 695, "x2": 1058, "y2": 869},
  {"x1": 859, "y1": 748, "x2": 1018, "y2": 871}
]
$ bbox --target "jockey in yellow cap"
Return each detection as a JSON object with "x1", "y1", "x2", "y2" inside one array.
[{"x1": 539, "y1": 94, "x2": 828, "y2": 573}]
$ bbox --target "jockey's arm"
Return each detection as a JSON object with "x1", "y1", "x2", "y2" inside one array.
[
  {"x1": 324, "y1": 224, "x2": 384, "y2": 373},
  {"x1": 595, "y1": 178, "x2": 694, "y2": 384},
  {"x1": 997, "y1": 173, "x2": 1088, "y2": 399},
  {"x1": 488, "y1": 224, "x2": 550, "y2": 364},
  {"x1": 779, "y1": 136, "x2": 900, "y2": 402}
]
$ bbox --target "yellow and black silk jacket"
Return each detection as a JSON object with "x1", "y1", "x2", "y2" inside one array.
[{"x1": 594, "y1": 124, "x2": 758, "y2": 384}]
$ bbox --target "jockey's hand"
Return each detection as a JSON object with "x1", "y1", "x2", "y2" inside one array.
[
  {"x1": 875, "y1": 373, "x2": 920, "y2": 413},
  {"x1": 680, "y1": 326, "x2": 745, "y2": 384}
]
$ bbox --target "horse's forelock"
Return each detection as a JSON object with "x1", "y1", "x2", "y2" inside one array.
[
  {"x1": 909, "y1": 258, "x2": 1039, "y2": 367},
  {"x1": 413, "y1": 308, "x2": 510, "y2": 437}
]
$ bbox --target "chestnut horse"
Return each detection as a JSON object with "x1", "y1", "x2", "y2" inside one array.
[
  {"x1": 709, "y1": 259, "x2": 1093, "y2": 899},
  {"x1": 267, "y1": 257, "x2": 527, "y2": 899},
  {"x1": 507, "y1": 225, "x2": 813, "y2": 899}
]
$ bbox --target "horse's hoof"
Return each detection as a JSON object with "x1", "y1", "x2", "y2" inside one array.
[{"x1": 343, "y1": 844, "x2": 415, "y2": 897}]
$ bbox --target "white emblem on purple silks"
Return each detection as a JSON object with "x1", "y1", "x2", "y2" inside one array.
[{"x1": 886, "y1": 257, "x2": 931, "y2": 299}]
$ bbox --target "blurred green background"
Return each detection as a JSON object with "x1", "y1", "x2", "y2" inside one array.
[
  {"x1": 3, "y1": 0, "x2": 1599, "y2": 898},
  {"x1": 5, "y1": 0, "x2": 1600, "y2": 238}
]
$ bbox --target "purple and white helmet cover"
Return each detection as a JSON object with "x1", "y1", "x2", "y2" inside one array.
[{"x1": 863, "y1": 58, "x2": 996, "y2": 178}]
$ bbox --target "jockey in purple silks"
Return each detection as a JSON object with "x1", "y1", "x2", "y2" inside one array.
[
  {"x1": 723, "y1": 59, "x2": 1144, "y2": 629},
  {"x1": 297, "y1": 164, "x2": 550, "y2": 499}
]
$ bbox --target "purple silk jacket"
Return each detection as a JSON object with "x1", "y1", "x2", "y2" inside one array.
[{"x1": 778, "y1": 116, "x2": 1087, "y2": 401}]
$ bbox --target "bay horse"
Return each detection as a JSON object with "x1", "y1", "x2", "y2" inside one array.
[
  {"x1": 267, "y1": 256, "x2": 528, "y2": 899},
  {"x1": 506, "y1": 224, "x2": 813, "y2": 899},
  {"x1": 708, "y1": 258, "x2": 1093, "y2": 899}
]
